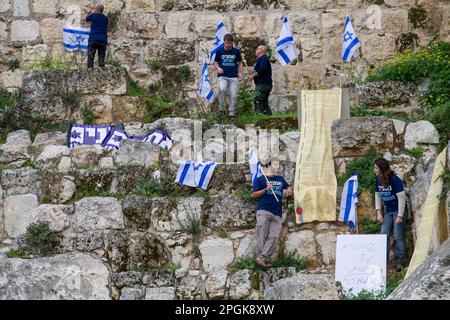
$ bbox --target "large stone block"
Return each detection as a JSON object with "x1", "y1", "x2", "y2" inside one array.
[
  {"x1": 298, "y1": 35, "x2": 322, "y2": 62},
  {"x1": 1, "y1": 168, "x2": 42, "y2": 197},
  {"x1": 112, "y1": 96, "x2": 147, "y2": 123},
  {"x1": 32, "y1": 0, "x2": 58, "y2": 15},
  {"x1": 0, "y1": 0, "x2": 11, "y2": 12},
  {"x1": 40, "y1": 18, "x2": 64, "y2": 43},
  {"x1": 332, "y1": 117, "x2": 395, "y2": 157},
  {"x1": 4, "y1": 194, "x2": 39, "y2": 238},
  {"x1": 263, "y1": 12, "x2": 284, "y2": 38},
  {"x1": 205, "y1": 269, "x2": 228, "y2": 299},
  {"x1": 0, "y1": 22, "x2": 7, "y2": 41},
  {"x1": 114, "y1": 139, "x2": 160, "y2": 167},
  {"x1": 0, "y1": 130, "x2": 32, "y2": 164},
  {"x1": 35, "y1": 145, "x2": 70, "y2": 168},
  {"x1": 165, "y1": 11, "x2": 192, "y2": 39},
  {"x1": 118, "y1": 13, "x2": 159, "y2": 39},
  {"x1": 233, "y1": 12, "x2": 262, "y2": 38},
  {"x1": 77, "y1": 95, "x2": 113, "y2": 124},
  {"x1": 404, "y1": 120, "x2": 440, "y2": 150},
  {"x1": 30, "y1": 204, "x2": 73, "y2": 233},
  {"x1": 0, "y1": 70, "x2": 24, "y2": 90},
  {"x1": 144, "y1": 40, "x2": 195, "y2": 65},
  {"x1": 21, "y1": 44, "x2": 49, "y2": 69},
  {"x1": 321, "y1": 9, "x2": 346, "y2": 35},
  {"x1": 0, "y1": 253, "x2": 110, "y2": 299},
  {"x1": 297, "y1": 0, "x2": 334, "y2": 9},
  {"x1": 381, "y1": 9, "x2": 409, "y2": 33},
  {"x1": 288, "y1": 11, "x2": 321, "y2": 35},
  {"x1": 10, "y1": 20, "x2": 40, "y2": 42},
  {"x1": 145, "y1": 287, "x2": 176, "y2": 300},
  {"x1": 359, "y1": 33, "x2": 397, "y2": 64},
  {"x1": 272, "y1": 65, "x2": 303, "y2": 95},
  {"x1": 199, "y1": 237, "x2": 234, "y2": 272},
  {"x1": 228, "y1": 269, "x2": 253, "y2": 300},
  {"x1": 208, "y1": 195, "x2": 256, "y2": 230},
  {"x1": 13, "y1": 0, "x2": 29, "y2": 16},
  {"x1": 354, "y1": 81, "x2": 417, "y2": 107},
  {"x1": 285, "y1": 230, "x2": 317, "y2": 266},
  {"x1": 73, "y1": 197, "x2": 124, "y2": 232},
  {"x1": 316, "y1": 232, "x2": 337, "y2": 265},
  {"x1": 125, "y1": 0, "x2": 155, "y2": 12},
  {"x1": 195, "y1": 14, "x2": 231, "y2": 38}
]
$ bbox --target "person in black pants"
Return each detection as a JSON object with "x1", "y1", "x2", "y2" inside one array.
[
  {"x1": 85, "y1": 3, "x2": 108, "y2": 68},
  {"x1": 249, "y1": 45, "x2": 273, "y2": 115}
]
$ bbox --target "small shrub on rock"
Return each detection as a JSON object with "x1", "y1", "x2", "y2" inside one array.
[{"x1": 23, "y1": 222, "x2": 59, "y2": 257}]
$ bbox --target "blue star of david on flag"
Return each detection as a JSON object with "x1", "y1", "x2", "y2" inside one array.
[
  {"x1": 63, "y1": 26, "x2": 90, "y2": 52},
  {"x1": 342, "y1": 16, "x2": 361, "y2": 62},
  {"x1": 199, "y1": 61, "x2": 214, "y2": 103}
]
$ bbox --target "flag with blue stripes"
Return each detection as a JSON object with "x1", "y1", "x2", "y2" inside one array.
[
  {"x1": 101, "y1": 128, "x2": 129, "y2": 151},
  {"x1": 339, "y1": 174, "x2": 359, "y2": 230},
  {"x1": 143, "y1": 130, "x2": 173, "y2": 150},
  {"x1": 210, "y1": 21, "x2": 228, "y2": 62},
  {"x1": 275, "y1": 16, "x2": 297, "y2": 66},
  {"x1": 63, "y1": 26, "x2": 90, "y2": 52},
  {"x1": 249, "y1": 147, "x2": 264, "y2": 190},
  {"x1": 175, "y1": 160, "x2": 218, "y2": 190},
  {"x1": 199, "y1": 61, "x2": 214, "y2": 103},
  {"x1": 342, "y1": 16, "x2": 361, "y2": 62}
]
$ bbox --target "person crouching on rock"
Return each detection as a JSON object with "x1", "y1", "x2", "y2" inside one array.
[
  {"x1": 374, "y1": 158, "x2": 408, "y2": 274},
  {"x1": 252, "y1": 157, "x2": 292, "y2": 270},
  {"x1": 85, "y1": 3, "x2": 109, "y2": 69}
]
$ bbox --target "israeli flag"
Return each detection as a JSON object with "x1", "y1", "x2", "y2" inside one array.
[
  {"x1": 68, "y1": 124, "x2": 111, "y2": 148},
  {"x1": 199, "y1": 61, "x2": 214, "y2": 103},
  {"x1": 101, "y1": 128, "x2": 129, "y2": 151},
  {"x1": 143, "y1": 130, "x2": 173, "y2": 150},
  {"x1": 275, "y1": 16, "x2": 297, "y2": 66},
  {"x1": 249, "y1": 147, "x2": 264, "y2": 190},
  {"x1": 342, "y1": 16, "x2": 361, "y2": 62},
  {"x1": 63, "y1": 26, "x2": 90, "y2": 52},
  {"x1": 210, "y1": 21, "x2": 228, "y2": 62},
  {"x1": 339, "y1": 174, "x2": 359, "y2": 230},
  {"x1": 175, "y1": 160, "x2": 218, "y2": 190}
]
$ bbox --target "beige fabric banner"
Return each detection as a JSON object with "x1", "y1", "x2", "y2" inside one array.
[
  {"x1": 294, "y1": 89, "x2": 342, "y2": 224},
  {"x1": 406, "y1": 147, "x2": 447, "y2": 278}
]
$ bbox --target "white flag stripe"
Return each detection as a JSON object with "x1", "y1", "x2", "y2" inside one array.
[
  {"x1": 339, "y1": 174, "x2": 358, "y2": 230},
  {"x1": 63, "y1": 26, "x2": 90, "y2": 52},
  {"x1": 275, "y1": 16, "x2": 297, "y2": 66},
  {"x1": 342, "y1": 16, "x2": 361, "y2": 62},
  {"x1": 175, "y1": 161, "x2": 218, "y2": 190},
  {"x1": 210, "y1": 21, "x2": 228, "y2": 62},
  {"x1": 199, "y1": 61, "x2": 215, "y2": 103}
]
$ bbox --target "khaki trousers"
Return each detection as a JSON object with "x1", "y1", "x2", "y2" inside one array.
[{"x1": 256, "y1": 210, "x2": 282, "y2": 260}]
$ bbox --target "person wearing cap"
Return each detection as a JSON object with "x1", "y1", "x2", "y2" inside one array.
[
  {"x1": 249, "y1": 45, "x2": 273, "y2": 115},
  {"x1": 85, "y1": 3, "x2": 109, "y2": 68},
  {"x1": 252, "y1": 157, "x2": 292, "y2": 270}
]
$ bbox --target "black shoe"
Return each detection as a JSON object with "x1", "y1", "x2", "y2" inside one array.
[
  {"x1": 229, "y1": 114, "x2": 236, "y2": 121},
  {"x1": 255, "y1": 257, "x2": 268, "y2": 271}
]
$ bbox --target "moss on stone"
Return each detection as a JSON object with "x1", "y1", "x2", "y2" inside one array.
[{"x1": 408, "y1": 6, "x2": 427, "y2": 28}]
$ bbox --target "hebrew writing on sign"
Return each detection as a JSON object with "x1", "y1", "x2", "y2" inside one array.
[{"x1": 335, "y1": 235, "x2": 387, "y2": 294}]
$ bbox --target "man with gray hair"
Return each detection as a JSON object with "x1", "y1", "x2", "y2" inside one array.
[
  {"x1": 252, "y1": 157, "x2": 292, "y2": 270},
  {"x1": 249, "y1": 45, "x2": 273, "y2": 115},
  {"x1": 85, "y1": 3, "x2": 109, "y2": 68}
]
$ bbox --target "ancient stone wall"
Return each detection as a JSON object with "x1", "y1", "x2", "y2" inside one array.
[{"x1": 1, "y1": 0, "x2": 449, "y2": 112}]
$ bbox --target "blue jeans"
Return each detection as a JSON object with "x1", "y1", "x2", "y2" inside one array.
[{"x1": 380, "y1": 207, "x2": 408, "y2": 263}]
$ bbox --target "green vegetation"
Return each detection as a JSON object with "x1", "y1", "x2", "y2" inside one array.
[
  {"x1": 359, "y1": 217, "x2": 381, "y2": 234},
  {"x1": 365, "y1": 39, "x2": 450, "y2": 147},
  {"x1": 33, "y1": 55, "x2": 72, "y2": 73},
  {"x1": 8, "y1": 58, "x2": 20, "y2": 71},
  {"x1": 107, "y1": 11, "x2": 120, "y2": 32},
  {"x1": 147, "y1": 58, "x2": 161, "y2": 71},
  {"x1": 350, "y1": 104, "x2": 394, "y2": 118},
  {"x1": 23, "y1": 222, "x2": 59, "y2": 256},
  {"x1": 408, "y1": 6, "x2": 427, "y2": 28},
  {"x1": 407, "y1": 146, "x2": 424, "y2": 159},
  {"x1": 160, "y1": 263, "x2": 182, "y2": 271},
  {"x1": 235, "y1": 187, "x2": 256, "y2": 204},
  {"x1": 177, "y1": 65, "x2": 191, "y2": 81},
  {"x1": 81, "y1": 107, "x2": 95, "y2": 124},
  {"x1": 0, "y1": 88, "x2": 22, "y2": 114},
  {"x1": 22, "y1": 159, "x2": 37, "y2": 169},
  {"x1": 73, "y1": 185, "x2": 124, "y2": 202},
  {"x1": 177, "y1": 212, "x2": 202, "y2": 235},
  {"x1": 217, "y1": 229, "x2": 229, "y2": 238},
  {"x1": 134, "y1": 178, "x2": 167, "y2": 198},
  {"x1": 229, "y1": 257, "x2": 257, "y2": 273},
  {"x1": 436, "y1": 165, "x2": 450, "y2": 200},
  {"x1": 271, "y1": 250, "x2": 309, "y2": 272},
  {"x1": 60, "y1": 88, "x2": 79, "y2": 106},
  {"x1": 337, "y1": 149, "x2": 378, "y2": 193},
  {"x1": 5, "y1": 249, "x2": 27, "y2": 259},
  {"x1": 341, "y1": 270, "x2": 406, "y2": 300}
]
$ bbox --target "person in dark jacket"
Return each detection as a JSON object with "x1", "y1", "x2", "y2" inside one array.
[
  {"x1": 249, "y1": 45, "x2": 273, "y2": 115},
  {"x1": 85, "y1": 3, "x2": 108, "y2": 68}
]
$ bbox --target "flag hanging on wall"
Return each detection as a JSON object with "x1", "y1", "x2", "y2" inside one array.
[
  {"x1": 342, "y1": 16, "x2": 361, "y2": 62},
  {"x1": 175, "y1": 160, "x2": 218, "y2": 190},
  {"x1": 338, "y1": 174, "x2": 359, "y2": 230},
  {"x1": 63, "y1": 26, "x2": 90, "y2": 52},
  {"x1": 275, "y1": 16, "x2": 297, "y2": 66}
]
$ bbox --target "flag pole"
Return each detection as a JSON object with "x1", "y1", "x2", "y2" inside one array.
[{"x1": 261, "y1": 167, "x2": 279, "y2": 202}]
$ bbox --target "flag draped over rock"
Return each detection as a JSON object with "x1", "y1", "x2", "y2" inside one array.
[
  {"x1": 339, "y1": 174, "x2": 358, "y2": 230},
  {"x1": 175, "y1": 160, "x2": 218, "y2": 190}
]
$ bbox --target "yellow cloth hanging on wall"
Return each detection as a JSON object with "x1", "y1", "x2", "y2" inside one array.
[{"x1": 294, "y1": 89, "x2": 342, "y2": 224}]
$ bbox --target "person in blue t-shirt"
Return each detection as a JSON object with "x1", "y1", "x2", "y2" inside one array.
[
  {"x1": 213, "y1": 34, "x2": 243, "y2": 120},
  {"x1": 249, "y1": 45, "x2": 273, "y2": 115},
  {"x1": 252, "y1": 157, "x2": 292, "y2": 270},
  {"x1": 85, "y1": 3, "x2": 109, "y2": 68},
  {"x1": 374, "y1": 158, "x2": 408, "y2": 273}
]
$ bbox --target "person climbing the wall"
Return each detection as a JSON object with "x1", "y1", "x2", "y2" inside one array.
[
  {"x1": 249, "y1": 45, "x2": 273, "y2": 115},
  {"x1": 213, "y1": 34, "x2": 244, "y2": 121},
  {"x1": 85, "y1": 3, "x2": 109, "y2": 69},
  {"x1": 374, "y1": 158, "x2": 408, "y2": 274},
  {"x1": 252, "y1": 157, "x2": 292, "y2": 270}
]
